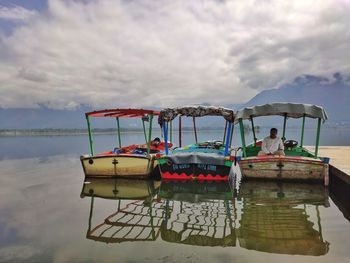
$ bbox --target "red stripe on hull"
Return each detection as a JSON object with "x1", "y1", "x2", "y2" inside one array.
[{"x1": 161, "y1": 172, "x2": 229, "y2": 181}]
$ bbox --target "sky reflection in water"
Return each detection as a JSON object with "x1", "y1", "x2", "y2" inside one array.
[{"x1": 0, "y1": 131, "x2": 349, "y2": 262}]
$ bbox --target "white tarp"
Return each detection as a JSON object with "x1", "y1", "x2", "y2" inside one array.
[{"x1": 235, "y1": 103, "x2": 328, "y2": 122}]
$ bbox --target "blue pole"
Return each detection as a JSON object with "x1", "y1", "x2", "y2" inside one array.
[
  {"x1": 239, "y1": 119, "x2": 247, "y2": 158},
  {"x1": 163, "y1": 121, "x2": 168, "y2": 155},
  {"x1": 224, "y1": 121, "x2": 232, "y2": 156}
]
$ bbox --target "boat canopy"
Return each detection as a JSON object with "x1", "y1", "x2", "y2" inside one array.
[
  {"x1": 235, "y1": 103, "x2": 328, "y2": 122},
  {"x1": 86, "y1": 108, "x2": 160, "y2": 118},
  {"x1": 158, "y1": 106, "x2": 235, "y2": 125},
  {"x1": 84, "y1": 108, "x2": 159, "y2": 155}
]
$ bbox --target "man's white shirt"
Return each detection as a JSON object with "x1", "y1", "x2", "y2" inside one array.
[{"x1": 261, "y1": 136, "x2": 284, "y2": 154}]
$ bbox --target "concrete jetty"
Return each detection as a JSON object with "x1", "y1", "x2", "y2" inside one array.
[
  {"x1": 316, "y1": 146, "x2": 350, "y2": 175},
  {"x1": 307, "y1": 146, "x2": 350, "y2": 221},
  {"x1": 307, "y1": 146, "x2": 350, "y2": 180}
]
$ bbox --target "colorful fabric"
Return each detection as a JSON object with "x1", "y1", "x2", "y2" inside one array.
[
  {"x1": 112, "y1": 141, "x2": 173, "y2": 154},
  {"x1": 172, "y1": 141, "x2": 225, "y2": 155},
  {"x1": 158, "y1": 105, "x2": 235, "y2": 125}
]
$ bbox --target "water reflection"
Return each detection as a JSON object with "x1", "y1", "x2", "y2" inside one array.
[
  {"x1": 159, "y1": 181, "x2": 236, "y2": 247},
  {"x1": 80, "y1": 178, "x2": 330, "y2": 256},
  {"x1": 237, "y1": 180, "x2": 330, "y2": 255},
  {"x1": 81, "y1": 178, "x2": 165, "y2": 243}
]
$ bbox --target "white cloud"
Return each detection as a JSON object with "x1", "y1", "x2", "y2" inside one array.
[
  {"x1": 0, "y1": 0, "x2": 349, "y2": 109},
  {"x1": 0, "y1": 5, "x2": 37, "y2": 21}
]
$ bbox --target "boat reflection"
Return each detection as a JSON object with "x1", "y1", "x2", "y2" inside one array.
[
  {"x1": 237, "y1": 180, "x2": 330, "y2": 255},
  {"x1": 81, "y1": 178, "x2": 166, "y2": 243},
  {"x1": 80, "y1": 178, "x2": 331, "y2": 254},
  {"x1": 159, "y1": 180, "x2": 237, "y2": 247},
  {"x1": 81, "y1": 177, "x2": 161, "y2": 200}
]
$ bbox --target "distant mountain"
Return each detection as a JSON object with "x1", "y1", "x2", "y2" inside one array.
[
  {"x1": 0, "y1": 105, "x2": 90, "y2": 129},
  {"x1": 0, "y1": 105, "x2": 228, "y2": 130},
  {"x1": 239, "y1": 73, "x2": 350, "y2": 124},
  {"x1": 0, "y1": 72, "x2": 349, "y2": 129}
]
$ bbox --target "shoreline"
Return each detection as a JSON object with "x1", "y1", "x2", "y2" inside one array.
[
  {"x1": 1, "y1": 126, "x2": 349, "y2": 137},
  {"x1": 0, "y1": 125, "x2": 349, "y2": 137},
  {"x1": 0, "y1": 128, "x2": 228, "y2": 137}
]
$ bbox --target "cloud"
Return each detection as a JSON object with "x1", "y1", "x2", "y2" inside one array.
[
  {"x1": 0, "y1": 5, "x2": 37, "y2": 21},
  {"x1": 0, "y1": 0, "x2": 349, "y2": 109},
  {"x1": 18, "y1": 67, "x2": 48, "y2": 82}
]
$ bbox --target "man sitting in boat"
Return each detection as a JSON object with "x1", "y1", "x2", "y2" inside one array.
[{"x1": 258, "y1": 128, "x2": 285, "y2": 156}]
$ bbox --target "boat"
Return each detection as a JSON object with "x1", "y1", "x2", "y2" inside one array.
[
  {"x1": 80, "y1": 108, "x2": 168, "y2": 178},
  {"x1": 235, "y1": 103, "x2": 329, "y2": 185},
  {"x1": 156, "y1": 106, "x2": 235, "y2": 181}
]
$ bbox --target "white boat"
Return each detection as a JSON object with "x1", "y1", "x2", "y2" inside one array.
[{"x1": 236, "y1": 103, "x2": 329, "y2": 185}]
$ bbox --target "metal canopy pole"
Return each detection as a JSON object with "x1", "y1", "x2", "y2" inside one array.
[
  {"x1": 282, "y1": 113, "x2": 287, "y2": 141},
  {"x1": 142, "y1": 118, "x2": 147, "y2": 144},
  {"x1": 223, "y1": 120, "x2": 228, "y2": 144},
  {"x1": 224, "y1": 122, "x2": 232, "y2": 156},
  {"x1": 239, "y1": 119, "x2": 247, "y2": 157},
  {"x1": 250, "y1": 117, "x2": 257, "y2": 145},
  {"x1": 229, "y1": 123, "x2": 234, "y2": 149},
  {"x1": 166, "y1": 121, "x2": 169, "y2": 142},
  {"x1": 116, "y1": 117, "x2": 122, "y2": 148},
  {"x1": 193, "y1": 117, "x2": 198, "y2": 144},
  {"x1": 314, "y1": 118, "x2": 321, "y2": 159},
  {"x1": 179, "y1": 116, "x2": 182, "y2": 147},
  {"x1": 222, "y1": 120, "x2": 227, "y2": 143},
  {"x1": 86, "y1": 115, "x2": 94, "y2": 156},
  {"x1": 163, "y1": 121, "x2": 169, "y2": 155},
  {"x1": 147, "y1": 114, "x2": 153, "y2": 155},
  {"x1": 300, "y1": 114, "x2": 306, "y2": 147}
]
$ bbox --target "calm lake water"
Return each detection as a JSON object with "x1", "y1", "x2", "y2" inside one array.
[{"x1": 0, "y1": 128, "x2": 349, "y2": 262}]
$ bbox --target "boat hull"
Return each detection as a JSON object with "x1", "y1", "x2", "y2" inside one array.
[
  {"x1": 158, "y1": 153, "x2": 233, "y2": 181},
  {"x1": 81, "y1": 154, "x2": 156, "y2": 178},
  {"x1": 239, "y1": 156, "x2": 329, "y2": 185}
]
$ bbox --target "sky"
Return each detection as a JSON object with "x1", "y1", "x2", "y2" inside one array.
[{"x1": 0, "y1": 0, "x2": 349, "y2": 109}]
